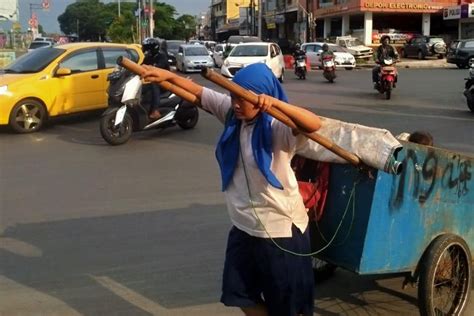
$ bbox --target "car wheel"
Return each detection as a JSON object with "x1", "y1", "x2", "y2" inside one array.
[
  {"x1": 9, "y1": 98, "x2": 47, "y2": 133},
  {"x1": 468, "y1": 57, "x2": 474, "y2": 68},
  {"x1": 278, "y1": 69, "x2": 284, "y2": 83},
  {"x1": 418, "y1": 50, "x2": 425, "y2": 60},
  {"x1": 457, "y1": 63, "x2": 465, "y2": 69},
  {"x1": 438, "y1": 54, "x2": 445, "y2": 59},
  {"x1": 401, "y1": 48, "x2": 407, "y2": 58}
]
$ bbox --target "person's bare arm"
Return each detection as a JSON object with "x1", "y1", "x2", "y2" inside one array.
[
  {"x1": 141, "y1": 65, "x2": 204, "y2": 101},
  {"x1": 256, "y1": 94, "x2": 321, "y2": 133}
]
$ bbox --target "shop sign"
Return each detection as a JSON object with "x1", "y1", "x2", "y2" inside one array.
[
  {"x1": 364, "y1": 2, "x2": 443, "y2": 11},
  {"x1": 275, "y1": 14, "x2": 285, "y2": 24},
  {"x1": 267, "y1": 23, "x2": 276, "y2": 29},
  {"x1": 443, "y1": 4, "x2": 473, "y2": 20},
  {"x1": 443, "y1": 5, "x2": 461, "y2": 20},
  {"x1": 468, "y1": 4, "x2": 474, "y2": 18}
]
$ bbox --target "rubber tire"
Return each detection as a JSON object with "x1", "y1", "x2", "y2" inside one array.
[
  {"x1": 9, "y1": 98, "x2": 46, "y2": 133},
  {"x1": 402, "y1": 48, "x2": 407, "y2": 58},
  {"x1": 418, "y1": 234, "x2": 472, "y2": 316},
  {"x1": 418, "y1": 50, "x2": 425, "y2": 60},
  {"x1": 468, "y1": 99, "x2": 474, "y2": 113},
  {"x1": 385, "y1": 82, "x2": 392, "y2": 100},
  {"x1": 278, "y1": 69, "x2": 284, "y2": 83},
  {"x1": 312, "y1": 257, "x2": 337, "y2": 283},
  {"x1": 469, "y1": 57, "x2": 474, "y2": 68},
  {"x1": 438, "y1": 54, "x2": 445, "y2": 59},
  {"x1": 177, "y1": 106, "x2": 199, "y2": 129},
  {"x1": 100, "y1": 110, "x2": 133, "y2": 146},
  {"x1": 457, "y1": 63, "x2": 465, "y2": 69}
]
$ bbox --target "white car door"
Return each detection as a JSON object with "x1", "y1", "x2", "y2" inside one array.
[
  {"x1": 176, "y1": 46, "x2": 184, "y2": 71},
  {"x1": 268, "y1": 44, "x2": 283, "y2": 78},
  {"x1": 303, "y1": 44, "x2": 322, "y2": 68},
  {"x1": 213, "y1": 44, "x2": 224, "y2": 67}
]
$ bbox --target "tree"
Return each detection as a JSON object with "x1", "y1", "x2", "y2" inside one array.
[
  {"x1": 105, "y1": 2, "x2": 136, "y2": 43},
  {"x1": 173, "y1": 15, "x2": 197, "y2": 41},
  {"x1": 152, "y1": 2, "x2": 178, "y2": 39},
  {"x1": 107, "y1": 12, "x2": 135, "y2": 43},
  {"x1": 58, "y1": 0, "x2": 113, "y2": 41}
]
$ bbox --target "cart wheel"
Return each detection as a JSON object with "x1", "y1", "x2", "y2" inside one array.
[
  {"x1": 312, "y1": 257, "x2": 337, "y2": 283},
  {"x1": 418, "y1": 234, "x2": 472, "y2": 316}
]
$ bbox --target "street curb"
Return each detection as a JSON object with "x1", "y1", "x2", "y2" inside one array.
[{"x1": 355, "y1": 62, "x2": 457, "y2": 70}]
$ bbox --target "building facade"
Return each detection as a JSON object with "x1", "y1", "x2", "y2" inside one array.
[
  {"x1": 210, "y1": 0, "x2": 259, "y2": 41},
  {"x1": 443, "y1": 3, "x2": 474, "y2": 39},
  {"x1": 312, "y1": 0, "x2": 459, "y2": 45}
]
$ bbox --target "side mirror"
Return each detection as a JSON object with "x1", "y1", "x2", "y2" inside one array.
[
  {"x1": 56, "y1": 67, "x2": 72, "y2": 76},
  {"x1": 317, "y1": 49, "x2": 323, "y2": 53},
  {"x1": 178, "y1": 52, "x2": 183, "y2": 56}
]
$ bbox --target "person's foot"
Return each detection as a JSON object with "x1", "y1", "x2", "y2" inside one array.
[{"x1": 149, "y1": 110, "x2": 161, "y2": 120}]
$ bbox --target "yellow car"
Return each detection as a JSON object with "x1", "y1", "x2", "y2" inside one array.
[{"x1": 0, "y1": 42, "x2": 143, "y2": 133}]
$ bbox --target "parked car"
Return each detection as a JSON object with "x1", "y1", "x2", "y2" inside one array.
[
  {"x1": 175, "y1": 44, "x2": 214, "y2": 73},
  {"x1": 166, "y1": 40, "x2": 186, "y2": 65},
  {"x1": 335, "y1": 36, "x2": 373, "y2": 59},
  {"x1": 28, "y1": 40, "x2": 54, "y2": 52},
  {"x1": 301, "y1": 42, "x2": 356, "y2": 70},
  {"x1": 221, "y1": 42, "x2": 285, "y2": 82},
  {"x1": 447, "y1": 39, "x2": 474, "y2": 68},
  {"x1": 402, "y1": 35, "x2": 446, "y2": 60},
  {"x1": 0, "y1": 42, "x2": 143, "y2": 133}
]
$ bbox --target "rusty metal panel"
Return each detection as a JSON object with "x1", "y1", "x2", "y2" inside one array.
[{"x1": 314, "y1": 142, "x2": 473, "y2": 274}]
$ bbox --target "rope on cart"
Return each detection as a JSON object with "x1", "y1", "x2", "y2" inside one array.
[{"x1": 241, "y1": 148, "x2": 358, "y2": 257}]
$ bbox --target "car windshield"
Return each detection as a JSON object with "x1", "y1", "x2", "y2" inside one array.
[
  {"x1": 230, "y1": 45, "x2": 268, "y2": 57},
  {"x1": 429, "y1": 38, "x2": 444, "y2": 43},
  {"x1": 3, "y1": 47, "x2": 65, "y2": 73},
  {"x1": 347, "y1": 38, "x2": 364, "y2": 46},
  {"x1": 29, "y1": 42, "x2": 51, "y2": 49},
  {"x1": 168, "y1": 41, "x2": 185, "y2": 51},
  {"x1": 185, "y1": 46, "x2": 209, "y2": 56},
  {"x1": 329, "y1": 45, "x2": 346, "y2": 53}
]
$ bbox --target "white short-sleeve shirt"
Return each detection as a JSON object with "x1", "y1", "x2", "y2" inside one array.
[{"x1": 201, "y1": 87, "x2": 309, "y2": 238}]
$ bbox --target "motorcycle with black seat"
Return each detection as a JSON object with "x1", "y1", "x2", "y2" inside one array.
[{"x1": 100, "y1": 67, "x2": 199, "y2": 145}]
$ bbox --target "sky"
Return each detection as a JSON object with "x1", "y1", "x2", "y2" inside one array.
[{"x1": 0, "y1": 0, "x2": 211, "y2": 34}]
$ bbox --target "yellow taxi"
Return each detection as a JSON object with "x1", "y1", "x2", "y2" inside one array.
[{"x1": 0, "y1": 42, "x2": 143, "y2": 133}]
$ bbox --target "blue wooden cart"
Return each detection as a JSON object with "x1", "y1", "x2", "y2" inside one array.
[{"x1": 310, "y1": 141, "x2": 473, "y2": 316}]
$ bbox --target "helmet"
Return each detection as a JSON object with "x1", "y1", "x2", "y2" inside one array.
[
  {"x1": 295, "y1": 43, "x2": 301, "y2": 49},
  {"x1": 142, "y1": 37, "x2": 160, "y2": 54},
  {"x1": 322, "y1": 43, "x2": 329, "y2": 51}
]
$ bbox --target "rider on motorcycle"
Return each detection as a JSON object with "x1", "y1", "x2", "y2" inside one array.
[
  {"x1": 142, "y1": 37, "x2": 170, "y2": 120},
  {"x1": 320, "y1": 43, "x2": 335, "y2": 67},
  {"x1": 293, "y1": 43, "x2": 306, "y2": 65},
  {"x1": 372, "y1": 35, "x2": 399, "y2": 88}
]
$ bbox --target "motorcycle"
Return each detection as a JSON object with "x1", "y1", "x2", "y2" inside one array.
[
  {"x1": 294, "y1": 55, "x2": 307, "y2": 80},
  {"x1": 322, "y1": 55, "x2": 336, "y2": 83},
  {"x1": 100, "y1": 67, "x2": 199, "y2": 145},
  {"x1": 463, "y1": 66, "x2": 474, "y2": 113},
  {"x1": 375, "y1": 58, "x2": 397, "y2": 100}
]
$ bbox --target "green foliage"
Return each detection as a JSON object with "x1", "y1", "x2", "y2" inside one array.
[
  {"x1": 58, "y1": 0, "x2": 197, "y2": 42},
  {"x1": 173, "y1": 15, "x2": 197, "y2": 41}
]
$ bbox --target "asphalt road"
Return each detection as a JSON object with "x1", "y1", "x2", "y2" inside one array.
[{"x1": 0, "y1": 68, "x2": 473, "y2": 315}]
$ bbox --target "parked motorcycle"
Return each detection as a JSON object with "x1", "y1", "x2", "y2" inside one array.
[
  {"x1": 100, "y1": 68, "x2": 199, "y2": 145},
  {"x1": 375, "y1": 58, "x2": 397, "y2": 100},
  {"x1": 294, "y1": 55, "x2": 307, "y2": 80},
  {"x1": 322, "y1": 55, "x2": 336, "y2": 83},
  {"x1": 463, "y1": 66, "x2": 474, "y2": 113}
]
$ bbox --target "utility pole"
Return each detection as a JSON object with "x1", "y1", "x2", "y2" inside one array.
[
  {"x1": 149, "y1": 0, "x2": 154, "y2": 38},
  {"x1": 257, "y1": 0, "x2": 262, "y2": 39},
  {"x1": 118, "y1": 0, "x2": 121, "y2": 17}
]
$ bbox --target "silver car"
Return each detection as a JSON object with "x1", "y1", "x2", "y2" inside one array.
[{"x1": 176, "y1": 44, "x2": 215, "y2": 73}]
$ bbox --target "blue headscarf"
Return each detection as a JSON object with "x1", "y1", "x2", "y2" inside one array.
[{"x1": 215, "y1": 63, "x2": 288, "y2": 191}]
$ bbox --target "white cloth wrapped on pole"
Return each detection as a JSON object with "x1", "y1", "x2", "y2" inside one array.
[{"x1": 297, "y1": 117, "x2": 402, "y2": 173}]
